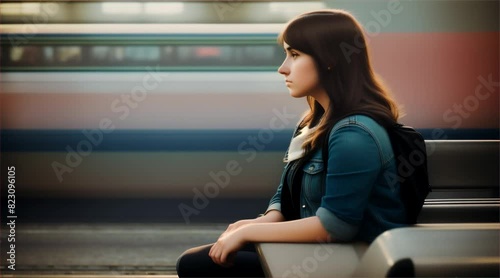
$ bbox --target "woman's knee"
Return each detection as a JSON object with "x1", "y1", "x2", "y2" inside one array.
[
  {"x1": 176, "y1": 244, "x2": 213, "y2": 276},
  {"x1": 176, "y1": 252, "x2": 189, "y2": 277}
]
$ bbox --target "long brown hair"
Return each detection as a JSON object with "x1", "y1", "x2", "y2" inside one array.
[{"x1": 278, "y1": 9, "x2": 400, "y2": 156}]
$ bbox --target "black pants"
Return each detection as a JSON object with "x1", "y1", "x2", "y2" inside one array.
[{"x1": 176, "y1": 243, "x2": 266, "y2": 277}]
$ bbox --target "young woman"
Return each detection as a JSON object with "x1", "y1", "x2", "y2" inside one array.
[{"x1": 177, "y1": 9, "x2": 407, "y2": 277}]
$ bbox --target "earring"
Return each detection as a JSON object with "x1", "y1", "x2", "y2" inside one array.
[{"x1": 327, "y1": 66, "x2": 331, "y2": 71}]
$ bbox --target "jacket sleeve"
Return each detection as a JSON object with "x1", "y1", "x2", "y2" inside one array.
[
  {"x1": 264, "y1": 168, "x2": 286, "y2": 214},
  {"x1": 316, "y1": 125, "x2": 382, "y2": 241}
]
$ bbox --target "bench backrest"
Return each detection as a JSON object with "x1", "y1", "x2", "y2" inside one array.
[
  {"x1": 425, "y1": 140, "x2": 499, "y2": 197},
  {"x1": 418, "y1": 140, "x2": 499, "y2": 223}
]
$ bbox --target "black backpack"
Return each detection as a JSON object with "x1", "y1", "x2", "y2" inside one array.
[
  {"x1": 322, "y1": 121, "x2": 431, "y2": 224},
  {"x1": 386, "y1": 124, "x2": 431, "y2": 224}
]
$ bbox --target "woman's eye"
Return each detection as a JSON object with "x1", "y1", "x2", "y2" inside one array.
[{"x1": 283, "y1": 50, "x2": 299, "y2": 58}]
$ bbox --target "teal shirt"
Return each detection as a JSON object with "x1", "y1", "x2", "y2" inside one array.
[{"x1": 267, "y1": 115, "x2": 407, "y2": 243}]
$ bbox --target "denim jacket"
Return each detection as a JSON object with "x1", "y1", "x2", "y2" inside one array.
[{"x1": 266, "y1": 115, "x2": 407, "y2": 243}]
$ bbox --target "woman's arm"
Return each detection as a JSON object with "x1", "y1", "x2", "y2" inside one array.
[
  {"x1": 256, "y1": 209, "x2": 285, "y2": 223},
  {"x1": 242, "y1": 215, "x2": 330, "y2": 242},
  {"x1": 209, "y1": 216, "x2": 330, "y2": 266},
  {"x1": 220, "y1": 210, "x2": 285, "y2": 237}
]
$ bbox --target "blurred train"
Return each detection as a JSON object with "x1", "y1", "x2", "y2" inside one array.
[
  {"x1": 0, "y1": 22, "x2": 498, "y2": 222},
  {"x1": 0, "y1": 23, "x2": 307, "y2": 201}
]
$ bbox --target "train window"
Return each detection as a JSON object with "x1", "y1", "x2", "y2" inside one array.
[
  {"x1": 10, "y1": 46, "x2": 24, "y2": 61},
  {"x1": 242, "y1": 45, "x2": 279, "y2": 64},
  {"x1": 177, "y1": 45, "x2": 233, "y2": 66},
  {"x1": 0, "y1": 40, "x2": 284, "y2": 71},
  {"x1": 43, "y1": 46, "x2": 55, "y2": 63},
  {"x1": 124, "y1": 46, "x2": 161, "y2": 62},
  {"x1": 55, "y1": 46, "x2": 82, "y2": 64},
  {"x1": 9, "y1": 46, "x2": 42, "y2": 65},
  {"x1": 90, "y1": 46, "x2": 125, "y2": 63}
]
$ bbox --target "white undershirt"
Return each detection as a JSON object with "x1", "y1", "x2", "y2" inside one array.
[{"x1": 284, "y1": 125, "x2": 318, "y2": 162}]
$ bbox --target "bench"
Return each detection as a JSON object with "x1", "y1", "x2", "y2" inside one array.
[
  {"x1": 352, "y1": 223, "x2": 500, "y2": 277},
  {"x1": 419, "y1": 140, "x2": 499, "y2": 223},
  {"x1": 256, "y1": 140, "x2": 500, "y2": 277},
  {"x1": 257, "y1": 224, "x2": 500, "y2": 277}
]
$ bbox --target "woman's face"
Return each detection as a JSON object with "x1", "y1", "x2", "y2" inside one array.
[{"x1": 278, "y1": 42, "x2": 325, "y2": 100}]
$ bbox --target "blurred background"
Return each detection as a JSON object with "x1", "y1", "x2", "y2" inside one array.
[{"x1": 0, "y1": 0, "x2": 498, "y2": 276}]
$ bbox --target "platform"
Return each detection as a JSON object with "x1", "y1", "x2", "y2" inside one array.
[{"x1": 0, "y1": 223, "x2": 227, "y2": 277}]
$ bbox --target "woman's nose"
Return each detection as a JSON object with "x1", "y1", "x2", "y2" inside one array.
[{"x1": 278, "y1": 61, "x2": 289, "y2": 75}]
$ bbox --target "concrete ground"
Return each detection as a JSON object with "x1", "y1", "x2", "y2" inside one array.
[{"x1": 0, "y1": 223, "x2": 228, "y2": 277}]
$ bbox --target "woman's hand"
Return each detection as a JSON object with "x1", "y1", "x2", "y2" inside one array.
[
  {"x1": 221, "y1": 219, "x2": 254, "y2": 236},
  {"x1": 209, "y1": 226, "x2": 247, "y2": 267},
  {"x1": 208, "y1": 213, "x2": 285, "y2": 267}
]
